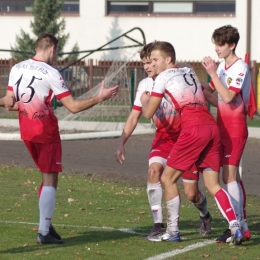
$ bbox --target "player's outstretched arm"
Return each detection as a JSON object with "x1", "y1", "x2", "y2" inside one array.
[
  {"x1": 60, "y1": 81, "x2": 119, "y2": 114},
  {"x1": 115, "y1": 109, "x2": 142, "y2": 164},
  {"x1": 202, "y1": 56, "x2": 236, "y2": 103}
]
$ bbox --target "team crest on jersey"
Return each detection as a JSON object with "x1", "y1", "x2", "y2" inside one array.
[{"x1": 227, "y1": 77, "x2": 232, "y2": 86}]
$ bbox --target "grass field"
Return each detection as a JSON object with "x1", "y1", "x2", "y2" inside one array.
[{"x1": 0, "y1": 165, "x2": 260, "y2": 260}]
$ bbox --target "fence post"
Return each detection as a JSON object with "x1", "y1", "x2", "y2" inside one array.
[
  {"x1": 130, "y1": 70, "x2": 135, "y2": 110},
  {"x1": 89, "y1": 59, "x2": 93, "y2": 90}
]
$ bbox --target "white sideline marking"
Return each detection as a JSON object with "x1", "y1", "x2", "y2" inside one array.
[
  {"x1": 1, "y1": 220, "x2": 215, "y2": 259},
  {"x1": 0, "y1": 220, "x2": 141, "y2": 234},
  {"x1": 144, "y1": 240, "x2": 215, "y2": 260}
]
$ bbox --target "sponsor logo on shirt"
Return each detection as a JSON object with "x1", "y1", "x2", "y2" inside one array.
[
  {"x1": 225, "y1": 154, "x2": 231, "y2": 158},
  {"x1": 56, "y1": 162, "x2": 62, "y2": 164},
  {"x1": 227, "y1": 77, "x2": 232, "y2": 86},
  {"x1": 239, "y1": 73, "x2": 244, "y2": 76}
]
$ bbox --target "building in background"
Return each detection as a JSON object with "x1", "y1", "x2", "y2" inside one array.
[{"x1": 0, "y1": 0, "x2": 259, "y2": 63}]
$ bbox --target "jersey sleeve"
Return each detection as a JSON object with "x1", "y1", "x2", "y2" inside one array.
[
  {"x1": 229, "y1": 62, "x2": 249, "y2": 93},
  {"x1": 7, "y1": 66, "x2": 16, "y2": 92},
  {"x1": 49, "y1": 69, "x2": 71, "y2": 100},
  {"x1": 151, "y1": 74, "x2": 165, "y2": 98},
  {"x1": 133, "y1": 79, "x2": 147, "y2": 111}
]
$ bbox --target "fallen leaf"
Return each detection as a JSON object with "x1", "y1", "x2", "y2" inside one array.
[
  {"x1": 79, "y1": 208, "x2": 85, "y2": 210},
  {"x1": 233, "y1": 254, "x2": 238, "y2": 260},
  {"x1": 23, "y1": 244, "x2": 29, "y2": 247},
  {"x1": 64, "y1": 214, "x2": 69, "y2": 217},
  {"x1": 202, "y1": 254, "x2": 211, "y2": 258},
  {"x1": 108, "y1": 207, "x2": 115, "y2": 210},
  {"x1": 178, "y1": 246, "x2": 184, "y2": 249}
]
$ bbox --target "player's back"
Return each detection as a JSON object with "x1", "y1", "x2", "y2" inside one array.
[{"x1": 153, "y1": 67, "x2": 216, "y2": 129}]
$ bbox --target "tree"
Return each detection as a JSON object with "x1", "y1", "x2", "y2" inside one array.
[
  {"x1": 11, "y1": 0, "x2": 78, "y2": 61},
  {"x1": 102, "y1": 17, "x2": 125, "y2": 60}
]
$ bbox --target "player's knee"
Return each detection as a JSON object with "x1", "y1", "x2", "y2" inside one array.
[{"x1": 148, "y1": 167, "x2": 161, "y2": 182}]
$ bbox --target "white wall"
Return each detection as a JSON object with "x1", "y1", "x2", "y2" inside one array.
[{"x1": 0, "y1": 0, "x2": 258, "y2": 62}]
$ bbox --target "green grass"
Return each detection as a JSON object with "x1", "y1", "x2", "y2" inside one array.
[{"x1": 0, "y1": 165, "x2": 260, "y2": 260}]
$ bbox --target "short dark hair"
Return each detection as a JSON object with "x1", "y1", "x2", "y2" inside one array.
[
  {"x1": 149, "y1": 41, "x2": 176, "y2": 64},
  {"x1": 212, "y1": 25, "x2": 240, "y2": 52},
  {"x1": 139, "y1": 43, "x2": 153, "y2": 60},
  {"x1": 35, "y1": 33, "x2": 58, "y2": 51}
]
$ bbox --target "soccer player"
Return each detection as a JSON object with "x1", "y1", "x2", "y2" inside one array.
[
  {"x1": 140, "y1": 41, "x2": 243, "y2": 245},
  {"x1": 202, "y1": 25, "x2": 251, "y2": 243},
  {"x1": 115, "y1": 43, "x2": 212, "y2": 242},
  {"x1": 6, "y1": 33, "x2": 119, "y2": 244}
]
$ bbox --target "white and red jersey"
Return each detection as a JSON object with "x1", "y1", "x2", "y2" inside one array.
[
  {"x1": 210, "y1": 59, "x2": 250, "y2": 138},
  {"x1": 7, "y1": 58, "x2": 71, "y2": 143},
  {"x1": 133, "y1": 77, "x2": 180, "y2": 141},
  {"x1": 151, "y1": 67, "x2": 216, "y2": 129}
]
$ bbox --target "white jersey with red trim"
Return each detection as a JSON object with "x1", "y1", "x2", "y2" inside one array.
[
  {"x1": 7, "y1": 58, "x2": 71, "y2": 143},
  {"x1": 210, "y1": 59, "x2": 250, "y2": 138},
  {"x1": 151, "y1": 67, "x2": 216, "y2": 129},
  {"x1": 133, "y1": 77, "x2": 180, "y2": 141}
]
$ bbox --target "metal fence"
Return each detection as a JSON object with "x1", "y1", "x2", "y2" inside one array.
[{"x1": 0, "y1": 57, "x2": 258, "y2": 100}]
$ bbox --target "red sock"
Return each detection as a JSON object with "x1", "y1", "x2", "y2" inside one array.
[{"x1": 214, "y1": 189, "x2": 236, "y2": 222}]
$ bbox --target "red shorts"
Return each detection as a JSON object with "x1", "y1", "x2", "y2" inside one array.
[
  {"x1": 149, "y1": 136, "x2": 199, "y2": 181},
  {"x1": 182, "y1": 164, "x2": 199, "y2": 181},
  {"x1": 221, "y1": 136, "x2": 247, "y2": 166},
  {"x1": 167, "y1": 124, "x2": 221, "y2": 172},
  {"x1": 149, "y1": 137, "x2": 174, "y2": 160},
  {"x1": 24, "y1": 140, "x2": 62, "y2": 173}
]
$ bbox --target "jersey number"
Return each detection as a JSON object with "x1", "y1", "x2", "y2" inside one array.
[
  {"x1": 183, "y1": 74, "x2": 198, "y2": 95},
  {"x1": 15, "y1": 74, "x2": 42, "y2": 103}
]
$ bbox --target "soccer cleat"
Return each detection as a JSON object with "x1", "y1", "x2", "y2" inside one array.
[
  {"x1": 146, "y1": 227, "x2": 166, "y2": 242},
  {"x1": 200, "y1": 213, "x2": 212, "y2": 235},
  {"x1": 230, "y1": 222, "x2": 244, "y2": 245},
  {"x1": 49, "y1": 224, "x2": 62, "y2": 240},
  {"x1": 161, "y1": 230, "x2": 181, "y2": 242},
  {"x1": 216, "y1": 229, "x2": 231, "y2": 243},
  {"x1": 36, "y1": 233, "x2": 64, "y2": 244},
  {"x1": 143, "y1": 223, "x2": 164, "y2": 240},
  {"x1": 242, "y1": 229, "x2": 251, "y2": 241}
]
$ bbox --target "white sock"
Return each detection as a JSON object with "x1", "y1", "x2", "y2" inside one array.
[
  {"x1": 38, "y1": 186, "x2": 56, "y2": 236},
  {"x1": 225, "y1": 181, "x2": 241, "y2": 221},
  {"x1": 166, "y1": 196, "x2": 180, "y2": 232},
  {"x1": 147, "y1": 182, "x2": 163, "y2": 223}
]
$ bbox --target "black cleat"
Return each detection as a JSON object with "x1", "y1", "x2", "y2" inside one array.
[
  {"x1": 36, "y1": 233, "x2": 64, "y2": 244},
  {"x1": 216, "y1": 229, "x2": 231, "y2": 243},
  {"x1": 49, "y1": 224, "x2": 61, "y2": 240}
]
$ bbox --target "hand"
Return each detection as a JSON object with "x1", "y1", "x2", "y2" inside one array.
[
  {"x1": 115, "y1": 145, "x2": 125, "y2": 165},
  {"x1": 98, "y1": 80, "x2": 119, "y2": 101},
  {"x1": 2, "y1": 95, "x2": 15, "y2": 109},
  {"x1": 201, "y1": 56, "x2": 217, "y2": 77},
  {"x1": 140, "y1": 91, "x2": 150, "y2": 105}
]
